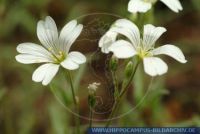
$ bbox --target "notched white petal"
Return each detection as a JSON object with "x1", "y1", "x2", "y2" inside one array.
[
  {"x1": 99, "y1": 31, "x2": 117, "y2": 54},
  {"x1": 32, "y1": 63, "x2": 59, "y2": 86},
  {"x1": 17, "y1": 42, "x2": 52, "y2": 59},
  {"x1": 61, "y1": 51, "x2": 86, "y2": 70},
  {"x1": 152, "y1": 44, "x2": 187, "y2": 63},
  {"x1": 108, "y1": 40, "x2": 136, "y2": 59},
  {"x1": 45, "y1": 16, "x2": 58, "y2": 35},
  {"x1": 143, "y1": 57, "x2": 168, "y2": 76},
  {"x1": 15, "y1": 54, "x2": 52, "y2": 64},
  {"x1": 37, "y1": 18, "x2": 59, "y2": 52},
  {"x1": 68, "y1": 51, "x2": 86, "y2": 64},
  {"x1": 64, "y1": 24, "x2": 83, "y2": 53},
  {"x1": 114, "y1": 19, "x2": 140, "y2": 47},
  {"x1": 59, "y1": 20, "x2": 78, "y2": 51},
  {"x1": 143, "y1": 24, "x2": 166, "y2": 49},
  {"x1": 109, "y1": 27, "x2": 137, "y2": 48},
  {"x1": 61, "y1": 58, "x2": 79, "y2": 70},
  {"x1": 60, "y1": 20, "x2": 77, "y2": 39},
  {"x1": 160, "y1": 0, "x2": 183, "y2": 13},
  {"x1": 128, "y1": 0, "x2": 152, "y2": 13}
]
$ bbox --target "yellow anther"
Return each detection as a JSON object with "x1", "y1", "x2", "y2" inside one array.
[
  {"x1": 138, "y1": 48, "x2": 151, "y2": 58},
  {"x1": 49, "y1": 50, "x2": 66, "y2": 63},
  {"x1": 59, "y1": 51, "x2": 63, "y2": 55},
  {"x1": 48, "y1": 47, "x2": 53, "y2": 51}
]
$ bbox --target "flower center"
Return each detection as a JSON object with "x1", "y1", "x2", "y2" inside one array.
[
  {"x1": 51, "y1": 51, "x2": 66, "y2": 63},
  {"x1": 137, "y1": 47, "x2": 152, "y2": 58},
  {"x1": 47, "y1": 47, "x2": 66, "y2": 63}
]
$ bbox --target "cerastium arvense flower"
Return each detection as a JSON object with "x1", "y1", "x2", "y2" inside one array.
[
  {"x1": 16, "y1": 16, "x2": 86, "y2": 133},
  {"x1": 16, "y1": 16, "x2": 86, "y2": 85},
  {"x1": 99, "y1": 18, "x2": 187, "y2": 127},
  {"x1": 99, "y1": 19, "x2": 187, "y2": 76},
  {"x1": 128, "y1": 0, "x2": 183, "y2": 13}
]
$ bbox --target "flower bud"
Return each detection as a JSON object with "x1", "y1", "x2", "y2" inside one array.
[
  {"x1": 125, "y1": 61, "x2": 134, "y2": 78},
  {"x1": 109, "y1": 55, "x2": 118, "y2": 71},
  {"x1": 88, "y1": 82, "x2": 100, "y2": 108}
]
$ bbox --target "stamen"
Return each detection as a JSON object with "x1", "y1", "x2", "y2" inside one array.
[
  {"x1": 50, "y1": 50, "x2": 66, "y2": 63},
  {"x1": 48, "y1": 47, "x2": 53, "y2": 51},
  {"x1": 137, "y1": 47, "x2": 152, "y2": 58}
]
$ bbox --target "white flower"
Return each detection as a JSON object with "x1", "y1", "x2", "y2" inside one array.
[
  {"x1": 99, "y1": 31, "x2": 117, "y2": 54},
  {"x1": 88, "y1": 82, "x2": 100, "y2": 95},
  {"x1": 88, "y1": 82, "x2": 100, "y2": 91},
  {"x1": 16, "y1": 16, "x2": 86, "y2": 85},
  {"x1": 99, "y1": 19, "x2": 187, "y2": 76},
  {"x1": 128, "y1": 0, "x2": 183, "y2": 13}
]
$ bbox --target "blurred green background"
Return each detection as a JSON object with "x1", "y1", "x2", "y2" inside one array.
[{"x1": 0, "y1": 0, "x2": 200, "y2": 133}]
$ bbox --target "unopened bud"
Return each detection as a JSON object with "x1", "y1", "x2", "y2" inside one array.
[
  {"x1": 109, "y1": 55, "x2": 118, "y2": 71},
  {"x1": 125, "y1": 61, "x2": 134, "y2": 78}
]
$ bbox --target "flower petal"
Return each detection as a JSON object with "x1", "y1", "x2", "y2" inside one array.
[
  {"x1": 61, "y1": 58, "x2": 79, "y2": 70},
  {"x1": 65, "y1": 24, "x2": 83, "y2": 53},
  {"x1": 68, "y1": 51, "x2": 86, "y2": 64},
  {"x1": 45, "y1": 16, "x2": 58, "y2": 36},
  {"x1": 99, "y1": 31, "x2": 117, "y2": 54},
  {"x1": 143, "y1": 57, "x2": 168, "y2": 76},
  {"x1": 32, "y1": 63, "x2": 59, "y2": 86},
  {"x1": 113, "y1": 19, "x2": 140, "y2": 48},
  {"x1": 16, "y1": 54, "x2": 52, "y2": 64},
  {"x1": 108, "y1": 40, "x2": 136, "y2": 59},
  {"x1": 160, "y1": 0, "x2": 183, "y2": 13},
  {"x1": 37, "y1": 16, "x2": 59, "y2": 53},
  {"x1": 16, "y1": 42, "x2": 52, "y2": 59},
  {"x1": 59, "y1": 20, "x2": 83, "y2": 53},
  {"x1": 128, "y1": 0, "x2": 152, "y2": 13},
  {"x1": 109, "y1": 27, "x2": 136, "y2": 49},
  {"x1": 143, "y1": 24, "x2": 166, "y2": 50},
  {"x1": 152, "y1": 44, "x2": 187, "y2": 63},
  {"x1": 59, "y1": 20, "x2": 78, "y2": 52}
]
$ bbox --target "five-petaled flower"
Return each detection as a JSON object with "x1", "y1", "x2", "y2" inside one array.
[
  {"x1": 128, "y1": 0, "x2": 183, "y2": 13},
  {"x1": 16, "y1": 16, "x2": 86, "y2": 85},
  {"x1": 99, "y1": 19, "x2": 187, "y2": 76}
]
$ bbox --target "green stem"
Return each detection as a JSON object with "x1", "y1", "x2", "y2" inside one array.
[
  {"x1": 112, "y1": 72, "x2": 118, "y2": 91},
  {"x1": 112, "y1": 71, "x2": 119, "y2": 98},
  {"x1": 89, "y1": 107, "x2": 93, "y2": 127},
  {"x1": 105, "y1": 99, "x2": 120, "y2": 127},
  {"x1": 105, "y1": 61, "x2": 140, "y2": 127},
  {"x1": 66, "y1": 71, "x2": 80, "y2": 134}
]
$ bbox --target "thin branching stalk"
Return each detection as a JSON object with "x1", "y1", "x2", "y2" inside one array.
[
  {"x1": 112, "y1": 71, "x2": 119, "y2": 98},
  {"x1": 66, "y1": 71, "x2": 80, "y2": 134},
  {"x1": 105, "y1": 61, "x2": 140, "y2": 127},
  {"x1": 89, "y1": 106, "x2": 93, "y2": 127}
]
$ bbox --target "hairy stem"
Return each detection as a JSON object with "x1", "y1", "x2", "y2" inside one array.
[
  {"x1": 89, "y1": 107, "x2": 93, "y2": 127},
  {"x1": 105, "y1": 61, "x2": 140, "y2": 127},
  {"x1": 66, "y1": 71, "x2": 80, "y2": 134}
]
